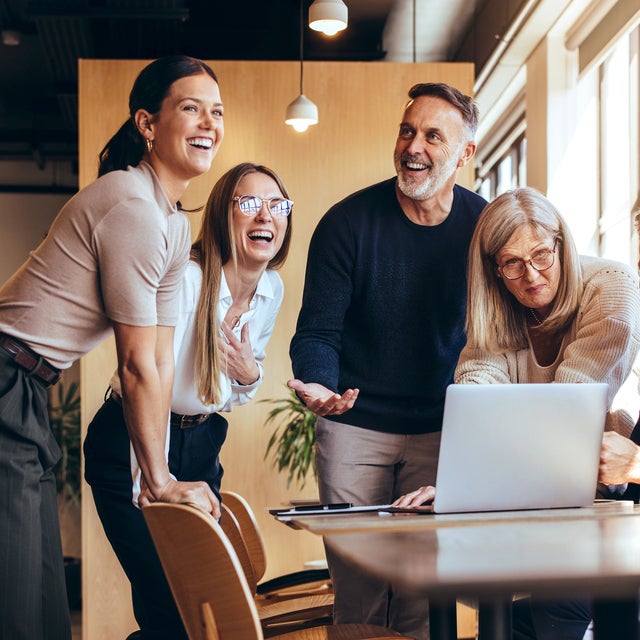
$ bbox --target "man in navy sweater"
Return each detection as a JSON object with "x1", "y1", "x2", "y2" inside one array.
[{"x1": 289, "y1": 82, "x2": 487, "y2": 639}]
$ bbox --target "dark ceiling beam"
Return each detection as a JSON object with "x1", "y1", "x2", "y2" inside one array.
[
  {"x1": 0, "y1": 129, "x2": 76, "y2": 143},
  {"x1": 26, "y1": 4, "x2": 189, "y2": 21}
]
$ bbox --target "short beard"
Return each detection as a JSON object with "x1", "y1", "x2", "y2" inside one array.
[{"x1": 396, "y1": 147, "x2": 463, "y2": 201}]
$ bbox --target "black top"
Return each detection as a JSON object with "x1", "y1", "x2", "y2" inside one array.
[{"x1": 290, "y1": 178, "x2": 487, "y2": 434}]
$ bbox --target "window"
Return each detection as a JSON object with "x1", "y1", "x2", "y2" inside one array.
[
  {"x1": 576, "y1": 22, "x2": 640, "y2": 418},
  {"x1": 477, "y1": 131, "x2": 527, "y2": 200},
  {"x1": 583, "y1": 24, "x2": 640, "y2": 265}
]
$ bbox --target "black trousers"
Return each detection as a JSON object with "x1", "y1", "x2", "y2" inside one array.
[
  {"x1": 0, "y1": 350, "x2": 71, "y2": 640},
  {"x1": 83, "y1": 397, "x2": 228, "y2": 640}
]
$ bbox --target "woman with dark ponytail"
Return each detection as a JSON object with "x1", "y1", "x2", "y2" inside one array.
[
  {"x1": 0, "y1": 55, "x2": 224, "y2": 640},
  {"x1": 98, "y1": 55, "x2": 220, "y2": 176}
]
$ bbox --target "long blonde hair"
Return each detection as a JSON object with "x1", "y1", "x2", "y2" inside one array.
[
  {"x1": 466, "y1": 187, "x2": 583, "y2": 352},
  {"x1": 190, "y1": 163, "x2": 292, "y2": 405}
]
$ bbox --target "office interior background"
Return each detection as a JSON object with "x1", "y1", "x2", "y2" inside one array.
[{"x1": 0, "y1": 0, "x2": 639, "y2": 638}]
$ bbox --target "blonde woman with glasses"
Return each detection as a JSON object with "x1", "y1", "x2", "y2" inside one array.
[
  {"x1": 395, "y1": 186, "x2": 640, "y2": 640},
  {"x1": 84, "y1": 162, "x2": 293, "y2": 640}
]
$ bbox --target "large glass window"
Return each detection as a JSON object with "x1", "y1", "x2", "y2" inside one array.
[
  {"x1": 588, "y1": 24, "x2": 640, "y2": 265},
  {"x1": 578, "y1": 23, "x2": 640, "y2": 417}
]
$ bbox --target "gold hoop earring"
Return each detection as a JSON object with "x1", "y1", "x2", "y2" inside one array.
[{"x1": 146, "y1": 138, "x2": 153, "y2": 153}]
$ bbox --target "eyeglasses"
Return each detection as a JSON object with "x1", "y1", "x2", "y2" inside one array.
[
  {"x1": 497, "y1": 242, "x2": 557, "y2": 280},
  {"x1": 232, "y1": 195, "x2": 294, "y2": 217}
]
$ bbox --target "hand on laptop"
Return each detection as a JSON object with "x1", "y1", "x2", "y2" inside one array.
[{"x1": 392, "y1": 485, "x2": 435, "y2": 508}]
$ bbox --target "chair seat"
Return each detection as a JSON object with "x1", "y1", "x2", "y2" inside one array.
[
  {"x1": 257, "y1": 569, "x2": 331, "y2": 597},
  {"x1": 274, "y1": 624, "x2": 409, "y2": 639},
  {"x1": 257, "y1": 593, "x2": 334, "y2": 625}
]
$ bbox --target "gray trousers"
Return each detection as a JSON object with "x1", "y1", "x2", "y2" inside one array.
[
  {"x1": 315, "y1": 417, "x2": 440, "y2": 640},
  {"x1": 0, "y1": 350, "x2": 71, "y2": 640}
]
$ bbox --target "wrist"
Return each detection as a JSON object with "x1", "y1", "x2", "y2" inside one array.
[
  {"x1": 630, "y1": 448, "x2": 640, "y2": 484},
  {"x1": 145, "y1": 472, "x2": 173, "y2": 498},
  {"x1": 238, "y1": 365, "x2": 260, "y2": 386}
]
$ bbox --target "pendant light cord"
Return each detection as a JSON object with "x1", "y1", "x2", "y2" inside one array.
[
  {"x1": 299, "y1": 0, "x2": 304, "y2": 94},
  {"x1": 412, "y1": 0, "x2": 416, "y2": 63}
]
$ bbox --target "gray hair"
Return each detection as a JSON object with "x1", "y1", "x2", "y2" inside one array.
[{"x1": 407, "y1": 82, "x2": 479, "y2": 138}]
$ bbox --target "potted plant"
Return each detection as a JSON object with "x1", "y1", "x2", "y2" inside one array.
[
  {"x1": 48, "y1": 380, "x2": 82, "y2": 610},
  {"x1": 49, "y1": 380, "x2": 81, "y2": 505},
  {"x1": 263, "y1": 388, "x2": 318, "y2": 489}
]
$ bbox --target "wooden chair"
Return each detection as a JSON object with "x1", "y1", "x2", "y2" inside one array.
[
  {"x1": 218, "y1": 502, "x2": 333, "y2": 633},
  {"x1": 143, "y1": 502, "x2": 411, "y2": 640},
  {"x1": 221, "y1": 490, "x2": 332, "y2": 600}
]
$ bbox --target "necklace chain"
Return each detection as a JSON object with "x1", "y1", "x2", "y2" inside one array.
[
  {"x1": 228, "y1": 287, "x2": 257, "y2": 330},
  {"x1": 528, "y1": 308, "x2": 544, "y2": 326}
]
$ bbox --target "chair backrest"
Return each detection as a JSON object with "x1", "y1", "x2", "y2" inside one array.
[
  {"x1": 219, "y1": 502, "x2": 258, "y2": 591},
  {"x1": 221, "y1": 490, "x2": 267, "y2": 581},
  {"x1": 143, "y1": 502, "x2": 263, "y2": 640}
]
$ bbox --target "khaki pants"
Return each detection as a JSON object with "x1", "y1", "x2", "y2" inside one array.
[{"x1": 315, "y1": 417, "x2": 440, "y2": 640}]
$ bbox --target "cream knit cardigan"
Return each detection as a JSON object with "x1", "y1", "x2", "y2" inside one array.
[{"x1": 455, "y1": 255, "x2": 640, "y2": 435}]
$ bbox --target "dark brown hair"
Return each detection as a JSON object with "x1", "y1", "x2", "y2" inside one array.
[{"x1": 98, "y1": 56, "x2": 218, "y2": 176}]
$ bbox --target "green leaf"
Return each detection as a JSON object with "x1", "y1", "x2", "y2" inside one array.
[
  {"x1": 261, "y1": 387, "x2": 318, "y2": 489},
  {"x1": 48, "y1": 381, "x2": 81, "y2": 504}
]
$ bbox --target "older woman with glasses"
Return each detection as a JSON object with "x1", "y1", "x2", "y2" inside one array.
[
  {"x1": 455, "y1": 187, "x2": 640, "y2": 413},
  {"x1": 84, "y1": 162, "x2": 293, "y2": 640},
  {"x1": 395, "y1": 186, "x2": 640, "y2": 640}
]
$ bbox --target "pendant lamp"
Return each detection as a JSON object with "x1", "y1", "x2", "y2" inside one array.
[
  {"x1": 286, "y1": 0, "x2": 318, "y2": 132},
  {"x1": 309, "y1": 0, "x2": 348, "y2": 36}
]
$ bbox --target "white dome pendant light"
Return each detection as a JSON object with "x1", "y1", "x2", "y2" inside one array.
[
  {"x1": 285, "y1": 0, "x2": 318, "y2": 133},
  {"x1": 285, "y1": 94, "x2": 319, "y2": 133},
  {"x1": 309, "y1": 0, "x2": 348, "y2": 37}
]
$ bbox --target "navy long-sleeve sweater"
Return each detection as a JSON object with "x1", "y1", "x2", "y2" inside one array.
[{"x1": 290, "y1": 178, "x2": 487, "y2": 434}]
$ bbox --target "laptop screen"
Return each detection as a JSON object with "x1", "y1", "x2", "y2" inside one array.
[{"x1": 433, "y1": 383, "x2": 608, "y2": 514}]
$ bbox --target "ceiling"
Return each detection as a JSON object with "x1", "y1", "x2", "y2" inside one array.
[{"x1": 0, "y1": 0, "x2": 475, "y2": 172}]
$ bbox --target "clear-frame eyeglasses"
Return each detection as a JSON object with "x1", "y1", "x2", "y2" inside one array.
[
  {"x1": 232, "y1": 195, "x2": 294, "y2": 217},
  {"x1": 497, "y1": 241, "x2": 558, "y2": 280}
]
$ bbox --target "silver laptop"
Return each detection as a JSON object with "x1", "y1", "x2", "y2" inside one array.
[{"x1": 432, "y1": 383, "x2": 608, "y2": 514}]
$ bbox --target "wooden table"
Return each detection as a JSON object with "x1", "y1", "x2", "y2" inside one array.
[{"x1": 280, "y1": 501, "x2": 640, "y2": 640}]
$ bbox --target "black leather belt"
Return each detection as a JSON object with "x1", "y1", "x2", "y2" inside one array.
[
  {"x1": 170, "y1": 411, "x2": 210, "y2": 429},
  {"x1": 107, "y1": 388, "x2": 209, "y2": 429},
  {"x1": 0, "y1": 333, "x2": 61, "y2": 387}
]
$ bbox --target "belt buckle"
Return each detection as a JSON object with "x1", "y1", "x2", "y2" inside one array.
[
  {"x1": 178, "y1": 413, "x2": 208, "y2": 429},
  {"x1": 3, "y1": 342, "x2": 19, "y2": 359}
]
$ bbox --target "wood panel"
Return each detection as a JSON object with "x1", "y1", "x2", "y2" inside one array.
[{"x1": 79, "y1": 58, "x2": 474, "y2": 639}]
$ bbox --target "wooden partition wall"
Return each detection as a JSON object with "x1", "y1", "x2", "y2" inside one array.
[{"x1": 79, "y1": 59, "x2": 474, "y2": 639}]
